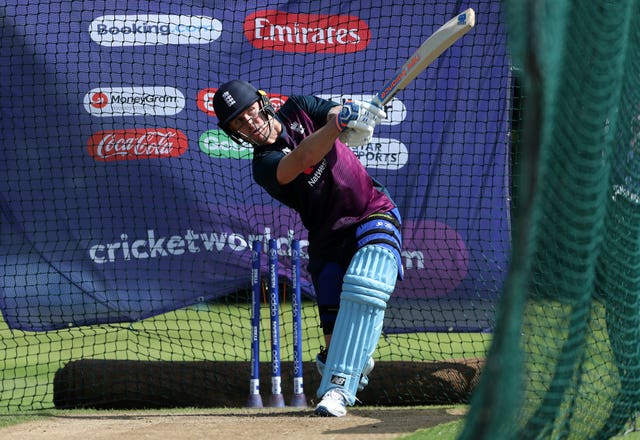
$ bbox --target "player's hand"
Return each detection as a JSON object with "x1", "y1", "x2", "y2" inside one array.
[
  {"x1": 334, "y1": 100, "x2": 386, "y2": 133},
  {"x1": 339, "y1": 125, "x2": 374, "y2": 146}
]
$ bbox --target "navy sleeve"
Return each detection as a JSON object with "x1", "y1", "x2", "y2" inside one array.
[
  {"x1": 252, "y1": 149, "x2": 285, "y2": 199},
  {"x1": 251, "y1": 95, "x2": 340, "y2": 205}
]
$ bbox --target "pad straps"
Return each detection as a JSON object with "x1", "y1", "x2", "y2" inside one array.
[{"x1": 355, "y1": 208, "x2": 403, "y2": 279}]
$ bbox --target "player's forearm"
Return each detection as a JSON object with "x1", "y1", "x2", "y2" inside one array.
[
  {"x1": 297, "y1": 121, "x2": 341, "y2": 165},
  {"x1": 276, "y1": 119, "x2": 341, "y2": 184}
]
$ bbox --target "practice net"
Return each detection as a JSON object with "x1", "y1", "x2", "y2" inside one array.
[
  {"x1": 460, "y1": 0, "x2": 640, "y2": 439},
  {"x1": 0, "y1": 1, "x2": 508, "y2": 412}
]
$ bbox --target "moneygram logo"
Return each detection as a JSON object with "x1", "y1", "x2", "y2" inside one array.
[
  {"x1": 199, "y1": 129, "x2": 253, "y2": 159},
  {"x1": 197, "y1": 88, "x2": 288, "y2": 117},
  {"x1": 89, "y1": 14, "x2": 223, "y2": 46},
  {"x1": 84, "y1": 87, "x2": 185, "y2": 116},
  {"x1": 87, "y1": 128, "x2": 188, "y2": 162},
  {"x1": 244, "y1": 10, "x2": 370, "y2": 53}
]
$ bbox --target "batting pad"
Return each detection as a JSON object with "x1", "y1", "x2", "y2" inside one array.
[{"x1": 317, "y1": 245, "x2": 397, "y2": 405}]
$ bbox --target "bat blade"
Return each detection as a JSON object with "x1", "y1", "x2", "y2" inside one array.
[{"x1": 372, "y1": 8, "x2": 476, "y2": 107}]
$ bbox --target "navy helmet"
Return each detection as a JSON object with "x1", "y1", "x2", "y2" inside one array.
[{"x1": 213, "y1": 80, "x2": 262, "y2": 129}]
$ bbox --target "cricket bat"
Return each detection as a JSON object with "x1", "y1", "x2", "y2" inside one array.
[{"x1": 370, "y1": 8, "x2": 476, "y2": 108}]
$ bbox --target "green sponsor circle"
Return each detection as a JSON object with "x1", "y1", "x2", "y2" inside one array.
[{"x1": 199, "y1": 130, "x2": 252, "y2": 159}]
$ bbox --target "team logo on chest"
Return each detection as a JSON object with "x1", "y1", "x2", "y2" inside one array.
[{"x1": 290, "y1": 122, "x2": 305, "y2": 135}]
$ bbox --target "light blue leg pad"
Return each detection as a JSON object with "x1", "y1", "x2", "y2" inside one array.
[{"x1": 316, "y1": 245, "x2": 398, "y2": 405}]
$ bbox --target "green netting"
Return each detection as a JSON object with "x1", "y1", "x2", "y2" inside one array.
[{"x1": 459, "y1": 1, "x2": 640, "y2": 438}]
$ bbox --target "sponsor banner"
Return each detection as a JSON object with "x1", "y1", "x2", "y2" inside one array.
[
  {"x1": 89, "y1": 14, "x2": 223, "y2": 46},
  {"x1": 348, "y1": 138, "x2": 409, "y2": 170},
  {"x1": 197, "y1": 88, "x2": 288, "y2": 117},
  {"x1": 0, "y1": 1, "x2": 510, "y2": 332},
  {"x1": 84, "y1": 87, "x2": 186, "y2": 117},
  {"x1": 317, "y1": 94, "x2": 406, "y2": 126},
  {"x1": 87, "y1": 128, "x2": 189, "y2": 161},
  {"x1": 199, "y1": 129, "x2": 252, "y2": 159},
  {"x1": 244, "y1": 10, "x2": 370, "y2": 53}
]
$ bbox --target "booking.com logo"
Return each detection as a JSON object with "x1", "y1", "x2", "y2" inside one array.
[{"x1": 89, "y1": 14, "x2": 223, "y2": 46}]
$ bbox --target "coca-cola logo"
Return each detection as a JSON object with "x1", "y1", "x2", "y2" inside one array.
[
  {"x1": 87, "y1": 128, "x2": 188, "y2": 162},
  {"x1": 244, "y1": 10, "x2": 370, "y2": 53}
]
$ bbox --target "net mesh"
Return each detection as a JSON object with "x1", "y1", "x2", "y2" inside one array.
[
  {"x1": 459, "y1": 0, "x2": 640, "y2": 438},
  {"x1": 0, "y1": 0, "x2": 505, "y2": 411}
]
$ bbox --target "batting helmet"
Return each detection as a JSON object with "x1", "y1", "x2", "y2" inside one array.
[{"x1": 213, "y1": 80, "x2": 269, "y2": 129}]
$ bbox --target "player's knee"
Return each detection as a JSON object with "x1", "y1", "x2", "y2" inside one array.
[
  {"x1": 341, "y1": 245, "x2": 398, "y2": 308},
  {"x1": 354, "y1": 210, "x2": 404, "y2": 279}
]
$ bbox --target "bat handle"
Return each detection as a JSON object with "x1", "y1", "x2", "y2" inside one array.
[{"x1": 370, "y1": 95, "x2": 384, "y2": 109}]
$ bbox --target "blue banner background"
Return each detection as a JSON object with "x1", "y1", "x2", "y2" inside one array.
[{"x1": 0, "y1": 0, "x2": 511, "y2": 331}]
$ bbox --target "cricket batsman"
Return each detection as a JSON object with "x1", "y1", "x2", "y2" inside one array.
[{"x1": 212, "y1": 80, "x2": 403, "y2": 417}]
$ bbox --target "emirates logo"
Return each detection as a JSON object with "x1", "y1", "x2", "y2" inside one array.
[{"x1": 244, "y1": 11, "x2": 370, "y2": 53}]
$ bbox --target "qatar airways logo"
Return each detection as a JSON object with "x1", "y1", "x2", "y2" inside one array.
[
  {"x1": 89, "y1": 14, "x2": 222, "y2": 46},
  {"x1": 244, "y1": 11, "x2": 370, "y2": 53},
  {"x1": 87, "y1": 128, "x2": 188, "y2": 162},
  {"x1": 84, "y1": 87, "x2": 185, "y2": 116}
]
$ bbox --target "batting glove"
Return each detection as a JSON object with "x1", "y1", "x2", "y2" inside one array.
[
  {"x1": 334, "y1": 100, "x2": 386, "y2": 132},
  {"x1": 339, "y1": 125, "x2": 374, "y2": 147}
]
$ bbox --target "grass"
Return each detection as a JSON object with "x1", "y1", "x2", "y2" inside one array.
[
  {"x1": 0, "y1": 300, "x2": 491, "y2": 414},
  {"x1": 400, "y1": 420, "x2": 465, "y2": 439},
  {"x1": 2, "y1": 299, "x2": 640, "y2": 438}
]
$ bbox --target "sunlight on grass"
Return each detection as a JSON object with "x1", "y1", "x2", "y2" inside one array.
[{"x1": 0, "y1": 302, "x2": 489, "y2": 412}]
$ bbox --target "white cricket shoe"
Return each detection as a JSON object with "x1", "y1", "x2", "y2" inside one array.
[{"x1": 314, "y1": 388, "x2": 349, "y2": 417}]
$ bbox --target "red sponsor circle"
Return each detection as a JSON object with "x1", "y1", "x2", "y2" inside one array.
[
  {"x1": 196, "y1": 88, "x2": 217, "y2": 116},
  {"x1": 197, "y1": 88, "x2": 288, "y2": 117},
  {"x1": 87, "y1": 128, "x2": 188, "y2": 162},
  {"x1": 244, "y1": 10, "x2": 370, "y2": 53},
  {"x1": 267, "y1": 95, "x2": 287, "y2": 112},
  {"x1": 90, "y1": 92, "x2": 109, "y2": 109}
]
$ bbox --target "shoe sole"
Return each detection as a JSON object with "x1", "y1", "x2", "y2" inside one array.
[{"x1": 314, "y1": 406, "x2": 346, "y2": 417}]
